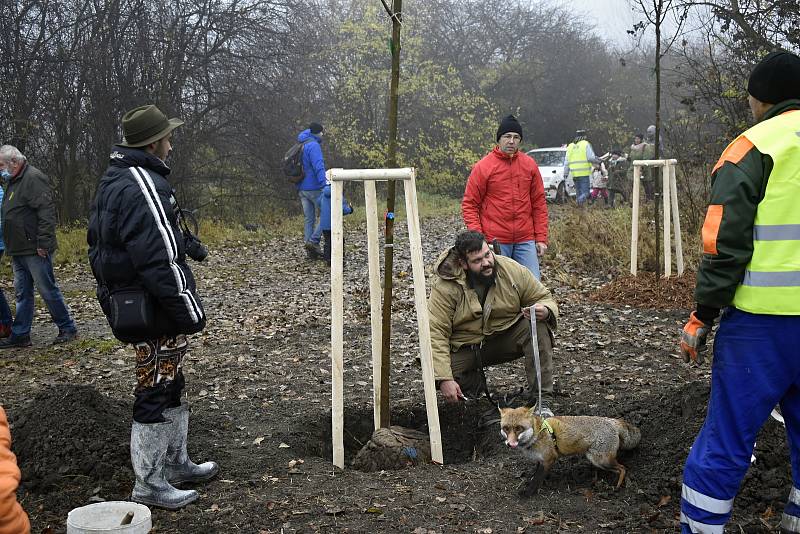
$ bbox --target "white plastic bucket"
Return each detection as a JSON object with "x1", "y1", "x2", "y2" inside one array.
[{"x1": 67, "y1": 502, "x2": 152, "y2": 534}]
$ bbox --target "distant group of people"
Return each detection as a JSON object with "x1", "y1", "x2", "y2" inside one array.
[{"x1": 560, "y1": 125, "x2": 662, "y2": 209}]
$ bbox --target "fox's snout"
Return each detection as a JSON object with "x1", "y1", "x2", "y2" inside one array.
[{"x1": 506, "y1": 439, "x2": 518, "y2": 449}]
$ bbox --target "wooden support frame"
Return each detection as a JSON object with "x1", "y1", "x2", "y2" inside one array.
[
  {"x1": 629, "y1": 159, "x2": 684, "y2": 277},
  {"x1": 329, "y1": 167, "x2": 443, "y2": 469}
]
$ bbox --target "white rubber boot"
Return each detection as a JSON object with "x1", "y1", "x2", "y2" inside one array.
[
  {"x1": 165, "y1": 403, "x2": 219, "y2": 486},
  {"x1": 130, "y1": 420, "x2": 199, "y2": 510}
]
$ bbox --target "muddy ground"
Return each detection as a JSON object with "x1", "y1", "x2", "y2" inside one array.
[{"x1": 0, "y1": 207, "x2": 791, "y2": 533}]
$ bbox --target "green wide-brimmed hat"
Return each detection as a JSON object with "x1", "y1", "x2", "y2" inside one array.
[{"x1": 120, "y1": 105, "x2": 184, "y2": 148}]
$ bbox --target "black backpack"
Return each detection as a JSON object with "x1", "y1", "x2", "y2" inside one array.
[{"x1": 282, "y1": 139, "x2": 310, "y2": 183}]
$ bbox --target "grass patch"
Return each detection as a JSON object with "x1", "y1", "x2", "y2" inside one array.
[
  {"x1": 547, "y1": 205, "x2": 702, "y2": 273},
  {"x1": 28, "y1": 336, "x2": 122, "y2": 363},
  {"x1": 43, "y1": 192, "x2": 464, "y2": 264}
]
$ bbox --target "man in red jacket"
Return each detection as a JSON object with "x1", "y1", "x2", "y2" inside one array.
[{"x1": 463, "y1": 115, "x2": 548, "y2": 279}]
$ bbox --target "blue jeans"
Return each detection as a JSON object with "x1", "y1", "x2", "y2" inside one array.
[
  {"x1": 0, "y1": 251, "x2": 11, "y2": 327},
  {"x1": 11, "y1": 253, "x2": 76, "y2": 337},
  {"x1": 299, "y1": 189, "x2": 323, "y2": 244},
  {"x1": 574, "y1": 175, "x2": 591, "y2": 205},
  {"x1": 498, "y1": 241, "x2": 541, "y2": 279}
]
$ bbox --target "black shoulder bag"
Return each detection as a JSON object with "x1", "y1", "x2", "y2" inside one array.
[{"x1": 95, "y1": 199, "x2": 161, "y2": 343}]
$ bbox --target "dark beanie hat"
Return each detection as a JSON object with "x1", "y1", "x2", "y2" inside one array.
[
  {"x1": 496, "y1": 115, "x2": 523, "y2": 142},
  {"x1": 309, "y1": 122, "x2": 324, "y2": 134},
  {"x1": 747, "y1": 51, "x2": 800, "y2": 104}
]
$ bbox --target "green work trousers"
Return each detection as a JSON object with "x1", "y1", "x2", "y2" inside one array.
[{"x1": 449, "y1": 317, "x2": 554, "y2": 400}]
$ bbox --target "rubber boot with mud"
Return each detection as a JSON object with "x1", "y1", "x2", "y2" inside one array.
[
  {"x1": 130, "y1": 420, "x2": 199, "y2": 510},
  {"x1": 165, "y1": 403, "x2": 219, "y2": 485}
]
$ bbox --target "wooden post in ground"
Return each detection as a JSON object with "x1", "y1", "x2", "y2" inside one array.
[
  {"x1": 669, "y1": 163, "x2": 685, "y2": 275},
  {"x1": 630, "y1": 159, "x2": 683, "y2": 278},
  {"x1": 329, "y1": 167, "x2": 444, "y2": 468},
  {"x1": 662, "y1": 164, "x2": 672, "y2": 277},
  {"x1": 630, "y1": 165, "x2": 641, "y2": 275},
  {"x1": 402, "y1": 169, "x2": 443, "y2": 464},
  {"x1": 363, "y1": 181, "x2": 383, "y2": 429},
  {"x1": 331, "y1": 177, "x2": 345, "y2": 469}
]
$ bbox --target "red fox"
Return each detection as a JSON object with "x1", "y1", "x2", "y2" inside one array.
[{"x1": 499, "y1": 406, "x2": 641, "y2": 489}]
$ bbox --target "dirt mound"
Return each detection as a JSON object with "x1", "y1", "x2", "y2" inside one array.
[
  {"x1": 11, "y1": 384, "x2": 132, "y2": 491},
  {"x1": 590, "y1": 271, "x2": 696, "y2": 310},
  {"x1": 287, "y1": 398, "x2": 507, "y2": 469}
]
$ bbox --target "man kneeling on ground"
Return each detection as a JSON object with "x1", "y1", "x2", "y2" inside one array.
[{"x1": 428, "y1": 230, "x2": 558, "y2": 415}]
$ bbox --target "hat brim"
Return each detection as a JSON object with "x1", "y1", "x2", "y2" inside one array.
[{"x1": 119, "y1": 118, "x2": 184, "y2": 148}]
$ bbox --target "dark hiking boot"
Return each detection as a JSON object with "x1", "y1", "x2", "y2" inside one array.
[
  {"x1": 53, "y1": 329, "x2": 79, "y2": 344},
  {"x1": 304, "y1": 241, "x2": 322, "y2": 256},
  {"x1": 0, "y1": 335, "x2": 32, "y2": 349}
]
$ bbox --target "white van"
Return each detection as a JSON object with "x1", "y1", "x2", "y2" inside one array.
[{"x1": 526, "y1": 147, "x2": 576, "y2": 203}]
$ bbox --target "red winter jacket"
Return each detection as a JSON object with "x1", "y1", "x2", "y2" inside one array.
[{"x1": 462, "y1": 147, "x2": 548, "y2": 245}]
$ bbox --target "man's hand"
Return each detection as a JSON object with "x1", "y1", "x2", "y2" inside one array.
[
  {"x1": 535, "y1": 242, "x2": 548, "y2": 256},
  {"x1": 680, "y1": 311, "x2": 710, "y2": 364},
  {"x1": 522, "y1": 304, "x2": 550, "y2": 321},
  {"x1": 439, "y1": 380, "x2": 464, "y2": 403},
  {"x1": 36, "y1": 248, "x2": 47, "y2": 258}
]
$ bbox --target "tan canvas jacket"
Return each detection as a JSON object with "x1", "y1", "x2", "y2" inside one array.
[{"x1": 427, "y1": 247, "x2": 558, "y2": 380}]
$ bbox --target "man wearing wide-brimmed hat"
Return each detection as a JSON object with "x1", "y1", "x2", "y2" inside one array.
[
  {"x1": 679, "y1": 50, "x2": 800, "y2": 534},
  {"x1": 88, "y1": 104, "x2": 218, "y2": 510}
]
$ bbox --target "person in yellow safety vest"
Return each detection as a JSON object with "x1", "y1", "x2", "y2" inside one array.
[
  {"x1": 678, "y1": 50, "x2": 800, "y2": 534},
  {"x1": 563, "y1": 129, "x2": 601, "y2": 206}
]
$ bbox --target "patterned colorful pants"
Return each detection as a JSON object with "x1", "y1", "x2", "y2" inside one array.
[{"x1": 133, "y1": 335, "x2": 188, "y2": 423}]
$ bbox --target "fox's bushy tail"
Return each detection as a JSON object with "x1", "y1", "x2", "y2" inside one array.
[{"x1": 616, "y1": 420, "x2": 641, "y2": 450}]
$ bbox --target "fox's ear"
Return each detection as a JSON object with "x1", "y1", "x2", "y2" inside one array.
[{"x1": 498, "y1": 407, "x2": 508, "y2": 416}]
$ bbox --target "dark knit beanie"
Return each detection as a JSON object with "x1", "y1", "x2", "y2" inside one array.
[
  {"x1": 496, "y1": 115, "x2": 523, "y2": 142},
  {"x1": 309, "y1": 122, "x2": 324, "y2": 135},
  {"x1": 747, "y1": 51, "x2": 800, "y2": 104}
]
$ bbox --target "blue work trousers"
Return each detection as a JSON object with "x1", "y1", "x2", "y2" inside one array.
[{"x1": 681, "y1": 308, "x2": 800, "y2": 533}]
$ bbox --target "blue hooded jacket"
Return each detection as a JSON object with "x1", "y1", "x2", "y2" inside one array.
[
  {"x1": 319, "y1": 182, "x2": 353, "y2": 232},
  {"x1": 296, "y1": 129, "x2": 326, "y2": 191}
]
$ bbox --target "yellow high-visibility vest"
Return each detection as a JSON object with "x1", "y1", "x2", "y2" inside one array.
[
  {"x1": 732, "y1": 110, "x2": 800, "y2": 314},
  {"x1": 566, "y1": 140, "x2": 592, "y2": 178}
]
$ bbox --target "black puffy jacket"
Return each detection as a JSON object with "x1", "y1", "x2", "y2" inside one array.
[{"x1": 88, "y1": 146, "x2": 206, "y2": 338}]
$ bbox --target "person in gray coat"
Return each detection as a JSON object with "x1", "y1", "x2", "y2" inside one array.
[{"x1": 0, "y1": 145, "x2": 77, "y2": 348}]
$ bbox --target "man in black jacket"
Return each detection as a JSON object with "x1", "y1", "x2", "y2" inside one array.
[
  {"x1": 88, "y1": 105, "x2": 217, "y2": 510},
  {"x1": 0, "y1": 145, "x2": 78, "y2": 348}
]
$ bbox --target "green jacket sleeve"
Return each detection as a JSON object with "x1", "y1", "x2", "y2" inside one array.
[
  {"x1": 694, "y1": 149, "x2": 768, "y2": 308},
  {"x1": 427, "y1": 280, "x2": 457, "y2": 380}
]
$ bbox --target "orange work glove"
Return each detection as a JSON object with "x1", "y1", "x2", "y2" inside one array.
[{"x1": 680, "y1": 311, "x2": 710, "y2": 364}]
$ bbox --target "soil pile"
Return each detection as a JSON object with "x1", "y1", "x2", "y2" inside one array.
[
  {"x1": 11, "y1": 384, "x2": 131, "y2": 491},
  {"x1": 590, "y1": 271, "x2": 696, "y2": 309}
]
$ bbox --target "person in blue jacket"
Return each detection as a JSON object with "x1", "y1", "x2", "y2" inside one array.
[
  {"x1": 319, "y1": 179, "x2": 353, "y2": 265},
  {"x1": 296, "y1": 122, "x2": 327, "y2": 259},
  {"x1": 0, "y1": 183, "x2": 12, "y2": 339}
]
